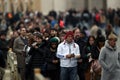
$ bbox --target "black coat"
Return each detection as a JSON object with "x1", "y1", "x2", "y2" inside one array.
[
  {"x1": 45, "y1": 47, "x2": 60, "y2": 70},
  {"x1": 0, "y1": 50, "x2": 5, "y2": 68},
  {"x1": 0, "y1": 39, "x2": 9, "y2": 59},
  {"x1": 82, "y1": 45, "x2": 99, "y2": 70},
  {"x1": 28, "y1": 42, "x2": 47, "y2": 69}
]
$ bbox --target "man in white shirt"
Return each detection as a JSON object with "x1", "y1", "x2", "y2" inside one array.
[{"x1": 57, "y1": 31, "x2": 80, "y2": 80}]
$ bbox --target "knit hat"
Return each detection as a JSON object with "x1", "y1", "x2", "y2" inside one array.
[
  {"x1": 50, "y1": 37, "x2": 59, "y2": 43},
  {"x1": 65, "y1": 31, "x2": 74, "y2": 39}
]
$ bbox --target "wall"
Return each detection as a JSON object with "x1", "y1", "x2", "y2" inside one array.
[
  {"x1": 88, "y1": 0, "x2": 104, "y2": 11},
  {"x1": 107, "y1": 0, "x2": 120, "y2": 9}
]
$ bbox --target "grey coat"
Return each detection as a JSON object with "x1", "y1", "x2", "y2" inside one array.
[
  {"x1": 99, "y1": 40, "x2": 120, "y2": 80},
  {"x1": 13, "y1": 36, "x2": 27, "y2": 68}
]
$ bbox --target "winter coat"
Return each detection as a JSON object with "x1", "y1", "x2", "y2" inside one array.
[
  {"x1": 0, "y1": 50, "x2": 5, "y2": 68},
  {"x1": 46, "y1": 47, "x2": 60, "y2": 70},
  {"x1": 28, "y1": 42, "x2": 47, "y2": 70},
  {"x1": 99, "y1": 40, "x2": 120, "y2": 80},
  {"x1": 82, "y1": 45, "x2": 99, "y2": 71},
  {"x1": 13, "y1": 36, "x2": 27, "y2": 68}
]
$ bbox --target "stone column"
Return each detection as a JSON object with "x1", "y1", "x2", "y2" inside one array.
[
  {"x1": 0, "y1": 0, "x2": 4, "y2": 12},
  {"x1": 4, "y1": 0, "x2": 11, "y2": 13},
  {"x1": 88, "y1": 0, "x2": 104, "y2": 11},
  {"x1": 54, "y1": 0, "x2": 67, "y2": 12},
  {"x1": 67, "y1": 0, "x2": 85, "y2": 10},
  {"x1": 107, "y1": 0, "x2": 120, "y2": 9},
  {"x1": 41, "y1": 0, "x2": 53, "y2": 15},
  {"x1": 12, "y1": 0, "x2": 18, "y2": 14},
  {"x1": 32, "y1": 0, "x2": 41, "y2": 12}
]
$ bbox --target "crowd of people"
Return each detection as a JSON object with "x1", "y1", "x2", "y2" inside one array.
[{"x1": 0, "y1": 7, "x2": 120, "y2": 80}]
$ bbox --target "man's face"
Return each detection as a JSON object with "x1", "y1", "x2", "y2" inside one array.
[
  {"x1": 66, "y1": 35, "x2": 73, "y2": 43},
  {"x1": 50, "y1": 30, "x2": 57, "y2": 36},
  {"x1": 74, "y1": 29, "x2": 80, "y2": 39},
  {"x1": 20, "y1": 27, "x2": 26, "y2": 36}
]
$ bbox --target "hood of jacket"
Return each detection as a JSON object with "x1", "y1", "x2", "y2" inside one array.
[{"x1": 105, "y1": 40, "x2": 117, "y2": 51}]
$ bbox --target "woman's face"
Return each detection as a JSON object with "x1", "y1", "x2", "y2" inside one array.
[
  {"x1": 51, "y1": 43, "x2": 57, "y2": 48},
  {"x1": 108, "y1": 39, "x2": 117, "y2": 47},
  {"x1": 89, "y1": 37, "x2": 95, "y2": 45}
]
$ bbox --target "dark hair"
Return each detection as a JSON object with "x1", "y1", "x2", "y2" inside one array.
[
  {"x1": 34, "y1": 32, "x2": 43, "y2": 39},
  {"x1": 96, "y1": 35, "x2": 105, "y2": 43},
  {"x1": 86, "y1": 35, "x2": 96, "y2": 46},
  {"x1": 34, "y1": 27, "x2": 40, "y2": 32},
  {"x1": 0, "y1": 31, "x2": 6, "y2": 36}
]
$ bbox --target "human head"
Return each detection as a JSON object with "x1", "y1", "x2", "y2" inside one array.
[
  {"x1": 49, "y1": 37, "x2": 59, "y2": 49},
  {"x1": 34, "y1": 32, "x2": 43, "y2": 44},
  {"x1": 65, "y1": 31, "x2": 74, "y2": 43},
  {"x1": 87, "y1": 35, "x2": 96, "y2": 46},
  {"x1": 19, "y1": 27, "x2": 27, "y2": 37},
  {"x1": 96, "y1": 35, "x2": 105, "y2": 48},
  {"x1": 108, "y1": 33, "x2": 117, "y2": 47},
  {"x1": 73, "y1": 28, "x2": 81, "y2": 39},
  {"x1": 0, "y1": 31, "x2": 6, "y2": 40}
]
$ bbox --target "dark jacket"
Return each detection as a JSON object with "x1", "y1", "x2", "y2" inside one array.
[
  {"x1": 0, "y1": 39, "x2": 9, "y2": 59},
  {"x1": 82, "y1": 45, "x2": 99, "y2": 70},
  {"x1": 46, "y1": 47, "x2": 60, "y2": 70},
  {"x1": 28, "y1": 42, "x2": 47, "y2": 69},
  {"x1": 0, "y1": 50, "x2": 5, "y2": 68}
]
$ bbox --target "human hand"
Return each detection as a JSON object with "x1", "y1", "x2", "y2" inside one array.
[
  {"x1": 89, "y1": 56, "x2": 93, "y2": 62},
  {"x1": 52, "y1": 60, "x2": 58, "y2": 64},
  {"x1": 71, "y1": 53, "x2": 75, "y2": 58},
  {"x1": 87, "y1": 53, "x2": 91, "y2": 57},
  {"x1": 66, "y1": 54, "x2": 72, "y2": 58},
  {"x1": 78, "y1": 59, "x2": 83, "y2": 63}
]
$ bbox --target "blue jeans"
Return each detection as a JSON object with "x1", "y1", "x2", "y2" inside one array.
[{"x1": 60, "y1": 67, "x2": 77, "y2": 80}]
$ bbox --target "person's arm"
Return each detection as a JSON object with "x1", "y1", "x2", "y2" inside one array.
[
  {"x1": 45, "y1": 48, "x2": 53, "y2": 63},
  {"x1": 56, "y1": 44, "x2": 66, "y2": 59},
  {"x1": 99, "y1": 47, "x2": 109, "y2": 71},
  {"x1": 74, "y1": 45, "x2": 80, "y2": 59},
  {"x1": 13, "y1": 38, "x2": 22, "y2": 54}
]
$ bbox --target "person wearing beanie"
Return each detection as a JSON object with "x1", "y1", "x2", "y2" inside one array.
[
  {"x1": 64, "y1": 31, "x2": 74, "y2": 40},
  {"x1": 57, "y1": 31, "x2": 80, "y2": 80},
  {"x1": 99, "y1": 33, "x2": 120, "y2": 80},
  {"x1": 46, "y1": 37, "x2": 60, "y2": 80}
]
